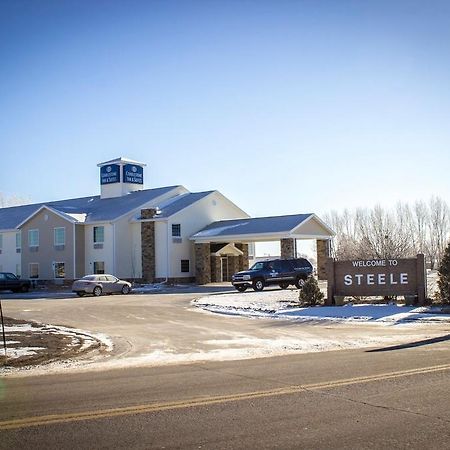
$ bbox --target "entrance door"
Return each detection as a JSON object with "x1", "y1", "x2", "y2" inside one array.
[{"x1": 221, "y1": 257, "x2": 229, "y2": 282}]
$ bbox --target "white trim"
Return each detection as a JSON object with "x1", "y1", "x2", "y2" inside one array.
[{"x1": 16, "y1": 205, "x2": 77, "y2": 228}]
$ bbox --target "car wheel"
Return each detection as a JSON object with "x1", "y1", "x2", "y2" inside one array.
[
  {"x1": 76, "y1": 292, "x2": 85, "y2": 297},
  {"x1": 295, "y1": 277, "x2": 305, "y2": 289},
  {"x1": 21, "y1": 285, "x2": 29, "y2": 293},
  {"x1": 252, "y1": 278, "x2": 265, "y2": 291},
  {"x1": 93, "y1": 286, "x2": 102, "y2": 297},
  {"x1": 279, "y1": 282, "x2": 289, "y2": 290},
  {"x1": 235, "y1": 285, "x2": 247, "y2": 293},
  {"x1": 121, "y1": 285, "x2": 131, "y2": 295}
]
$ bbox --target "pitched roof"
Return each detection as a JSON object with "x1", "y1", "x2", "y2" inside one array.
[
  {"x1": 191, "y1": 214, "x2": 317, "y2": 241},
  {"x1": 0, "y1": 186, "x2": 181, "y2": 230},
  {"x1": 152, "y1": 191, "x2": 215, "y2": 218}
]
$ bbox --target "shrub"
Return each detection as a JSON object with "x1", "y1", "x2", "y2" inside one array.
[
  {"x1": 298, "y1": 276, "x2": 324, "y2": 306},
  {"x1": 438, "y1": 242, "x2": 450, "y2": 305}
]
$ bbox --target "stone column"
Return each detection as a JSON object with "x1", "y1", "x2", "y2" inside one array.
[
  {"x1": 236, "y1": 243, "x2": 249, "y2": 271},
  {"x1": 280, "y1": 238, "x2": 295, "y2": 259},
  {"x1": 195, "y1": 243, "x2": 211, "y2": 284},
  {"x1": 227, "y1": 256, "x2": 239, "y2": 280},
  {"x1": 316, "y1": 239, "x2": 331, "y2": 280},
  {"x1": 141, "y1": 208, "x2": 157, "y2": 283},
  {"x1": 210, "y1": 255, "x2": 221, "y2": 282}
]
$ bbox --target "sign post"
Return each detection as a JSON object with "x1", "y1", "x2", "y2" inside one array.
[{"x1": 326, "y1": 254, "x2": 427, "y2": 306}]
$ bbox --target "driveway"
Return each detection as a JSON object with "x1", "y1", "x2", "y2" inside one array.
[{"x1": 2, "y1": 290, "x2": 450, "y2": 374}]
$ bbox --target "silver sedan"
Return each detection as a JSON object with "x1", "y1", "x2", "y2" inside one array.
[{"x1": 72, "y1": 274, "x2": 132, "y2": 297}]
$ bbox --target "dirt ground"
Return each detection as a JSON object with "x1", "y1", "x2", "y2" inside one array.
[{"x1": 0, "y1": 316, "x2": 104, "y2": 368}]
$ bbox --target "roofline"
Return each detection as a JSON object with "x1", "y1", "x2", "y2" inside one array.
[
  {"x1": 163, "y1": 191, "x2": 217, "y2": 219},
  {"x1": 97, "y1": 157, "x2": 147, "y2": 167},
  {"x1": 111, "y1": 186, "x2": 186, "y2": 224},
  {"x1": 303, "y1": 213, "x2": 336, "y2": 236},
  {"x1": 191, "y1": 231, "x2": 334, "y2": 243},
  {"x1": 16, "y1": 205, "x2": 77, "y2": 228}
]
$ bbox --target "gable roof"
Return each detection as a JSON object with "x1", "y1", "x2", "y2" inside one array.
[
  {"x1": 191, "y1": 213, "x2": 334, "y2": 242},
  {"x1": 150, "y1": 191, "x2": 215, "y2": 219},
  {"x1": 0, "y1": 186, "x2": 181, "y2": 230}
]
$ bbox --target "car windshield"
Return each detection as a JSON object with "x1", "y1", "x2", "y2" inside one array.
[{"x1": 249, "y1": 262, "x2": 272, "y2": 271}]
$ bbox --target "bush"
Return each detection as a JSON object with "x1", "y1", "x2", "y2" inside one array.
[
  {"x1": 438, "y1": 242, "x2": 450, "y2": 305},
  {"x1": 298, "y1": 276, "x2": 324, "y2": 306}
]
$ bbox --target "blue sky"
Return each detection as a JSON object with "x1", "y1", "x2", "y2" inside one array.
[{"x1": 1, "y1": 0, "x2": 450, "y2": 220}]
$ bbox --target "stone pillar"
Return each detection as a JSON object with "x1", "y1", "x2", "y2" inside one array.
[
  {"x1": 210, "y1": 255, "x2": 221, "y2": 282},
  {"x1": 227, "y1": 256, "x2": 239, "y2": 281},
  {"x1": 141, "y1": 209, "x2": 157, "y2": 283},
  {"x1": 195, "y1": 243, "x2": 211, "y2": 284},
  {"x1": 236, "y1": 243, "x2": 249, "y2": 271},
  {"x1": 280, "y1": 238, "x2": 295, "y2": 259},
  {"x1": 316, "y1": 239, "x2": 331, "y2": 280}
]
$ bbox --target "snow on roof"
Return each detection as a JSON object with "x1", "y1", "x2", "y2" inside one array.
[
  {"x1": 152, "y1": 191, "x2": 215, "y2": 218},
  {"x1": 192, "y1": 214, "x2": 314, "y2": 239},
  {"x1": 0, "y1": 186, "x2": 181, "y2": 230}
]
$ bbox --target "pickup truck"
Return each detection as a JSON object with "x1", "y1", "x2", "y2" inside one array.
[
  {"x1": 0, "y1": 272, "x2": 31, "y2": 293},
  {"x1": 231, "y1": 258, "x2": 313, "y2": 292}
]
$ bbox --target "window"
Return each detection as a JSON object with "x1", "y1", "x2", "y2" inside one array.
[
  {"x1": 53, "y1": 262, "x2": 65, "y2": 278},
  {"x1": 16, "y1": 263, "x2": 21, "y2": 277},
  {"x1": 54, "y1": 227, "x2": 65, "y2": 246},
  {"x1": 29, "y1": 263, "x2": 39, "y2": 279},
  {"x1": 93, "y1": 261, "x2": 105, "y2": 274},
  {"x1": 171, "y1": 224, "x2": 181, "y2": 237},
  {"x1": 0, "y1": 233, "x2": 3, "y2": 253},
  {"x1": 93, "y1": 226, "x2": 104, "y2": 243},
  {"x1": 16, "y1": 232, "x2": 21, "y2": 253},
  {"x1": 29, "y1": 229, "x2": 39, "y2": 247},
  {"x1": 181, "y1": 259, "x2": 190, "y2": 273}
]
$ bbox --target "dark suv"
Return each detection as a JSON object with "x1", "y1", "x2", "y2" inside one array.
[
  {"x1": 0, "y1": 272, "x2": 31, "y2": 293},
  {"x1": 231, "y1": 258, "x2": 313, "y2": 292}
]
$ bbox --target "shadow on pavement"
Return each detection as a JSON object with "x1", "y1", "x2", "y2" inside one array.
[{"x1": 366, "y1": 334, "x2": 450, "y2": 352}]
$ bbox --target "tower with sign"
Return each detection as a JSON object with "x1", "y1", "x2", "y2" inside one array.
[{"x1": 97, "y1": 157, "x2": 146, "y2": 199}]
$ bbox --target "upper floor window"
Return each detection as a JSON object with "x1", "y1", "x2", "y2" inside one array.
[
  {"x1": 28, "y1": 229, "x2": 39, "y2": 247},
  {"x1": 54, "y1": 227, "x2": 66, "y2": 246},
  {"x1": 172, "y1": 224, "x2": 181, "y2": 237},
  {"x1": 93, "y1": 226, "x2": 104, "y2": 243},
  {"x1": 16, "y1": 232, "x2": 21, "y2": 252}
]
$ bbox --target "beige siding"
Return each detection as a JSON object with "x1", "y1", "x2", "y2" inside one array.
[
  {"x1": 21, "y1": 209, "x2": 75, "y2": 280},
  {"x1": 75, "y1": 224, "x2": 85, "y2": 278}
]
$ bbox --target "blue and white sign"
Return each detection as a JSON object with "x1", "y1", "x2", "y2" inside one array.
[
  {"x1": 100, "y1": 164, "x2": 120, "y2": 184},
  {"x1": 123, "y1": 164, "x2": 143, "y2": 184}
]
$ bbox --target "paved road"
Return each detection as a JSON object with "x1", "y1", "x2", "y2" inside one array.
[
  {"x1": 2, "y1": 292, "x2": 449, "y2": 372},
  {"x1": 1, "y1": 342, "x2": 450, "y2": 449}
]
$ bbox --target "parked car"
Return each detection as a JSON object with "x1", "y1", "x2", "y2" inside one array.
[
  {"x1": 72, "y1": 274, "x2": 132, "y2": 297},
  {"x1": 0, "y1": 272, "x2": 31, "y2": 293},
  {"x1": 231, "y1": 258, "x2": 313, "y2": 292}
]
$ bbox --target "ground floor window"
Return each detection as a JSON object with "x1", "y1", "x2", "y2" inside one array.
[
  {"x1": 29, "y1": 263, "x2": 39, "y2": 279},
  {"x1": 93, "y1": 261, "x2": 105, "y2": 274},
  {"x1": 181, "y1": 259, "x2": 190, "y2": 273},
  {"x1": 16, "y1": 264, "x2": 21, "y2": 277},
  {"x1": 53, "y1": 262, "x2": 65, "y2": 278}
]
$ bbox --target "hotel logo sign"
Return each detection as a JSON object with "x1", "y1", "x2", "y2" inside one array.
[
  {"x1": 123, "y1": 164, "x2": 143, "y2": 184},
  {"x1": 327, "y1": 254, "x2": 426, "y2": 305},
  {"x1": 100, "y1": 164, "x2": 120, "y2": 184}
]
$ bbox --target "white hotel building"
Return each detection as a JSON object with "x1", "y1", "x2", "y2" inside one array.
[{"x1": 0, "y1": 157, "x2": 334, "y2": 284}]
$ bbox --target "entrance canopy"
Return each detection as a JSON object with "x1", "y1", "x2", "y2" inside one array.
[{"x1": 190, "y1": 213, "x2": 334, "y2": 243}]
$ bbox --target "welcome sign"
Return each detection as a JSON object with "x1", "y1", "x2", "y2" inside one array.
[{"x1": 326, "y1": 254, "x2": 426, "y2": 305}]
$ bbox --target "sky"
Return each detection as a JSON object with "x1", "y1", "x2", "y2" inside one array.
[{"x1": 1, "y1": 0, "x2": 450, "y2": 223}]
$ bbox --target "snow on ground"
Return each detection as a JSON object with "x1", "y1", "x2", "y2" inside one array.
[{"x1": 192, "y1": 289, "x2": 450, "y2": 324}]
